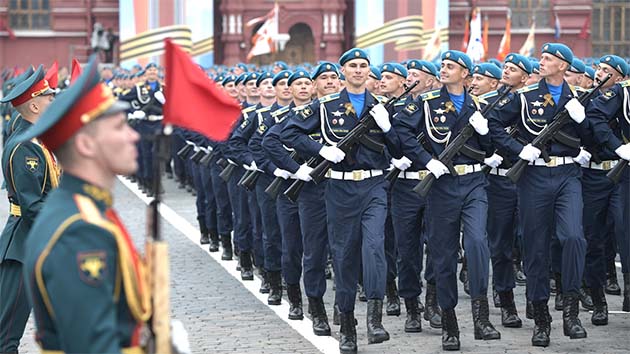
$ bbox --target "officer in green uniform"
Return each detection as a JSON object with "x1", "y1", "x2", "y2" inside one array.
[
  {"x1": 21, "y1": 55, "x2": 151, "y2": 353},
  {"x1": 0, "y1": 65, "x2": 57, "y2": 353},
  {"x1": 2, "y1": 67, "x2": 35, "y2": 145}
]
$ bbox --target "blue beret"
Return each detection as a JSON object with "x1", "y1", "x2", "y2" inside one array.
[
  {"x1": 441, "y1": 50, "x2": 473, "y2": 72},
  {"x1": 407, "y1": 59, "x2": 438, "y2": 77},
  {"x1": 311, "y1": 62, "x2": 339, "y2": 80},
  {"x1": 380, "y1": 62, "x2": 408, "y2": 78},
  {"x1": 339, "y1": 48, "x2": 370, "y2": 66},
  {"x1": 273, "y1": 70, "x2": 292, "y2": 86},
  {"x1": 242, "y1": 72, "x2": 260, "y2": 85},
  {"x1": 530, "y1": 61, "x2": 540, "y2": 74},
  {"x1": 288, "y1": 69, "x2": 310, "y2": 86},
  {"x1": 504, "y1": 53, "x2": 532, "y2": 74},
  {"x1": 214, "y1": 74, "x2": 225, "y2": 83},
  {"x1": 369, "y1": 65, "x2": 382, "y2": 80},
  {"x1": 236, "y1": 63, "x2": 248, "y2": 72},
  {"x1": 221, "y1": 74, "x2": 237, "y2": 86},
  {"x1": 339, "y1": 72, "x2": 346, "y2": 81},
  {"x1": 255, "y1": 71, "x2": 274, "y2": 87},
  {"x1": 488, "y1": 58, "x2": 503, "y2": 69},
  {"x1": 133, "y1": 64, "x2": 143, "y2": 70},
  {"x1": 568, "y1": 58, "x2": 586, "y2": 74},
  {"x1": 541, "y1": 43, "x2": 573, "y2": 64},
  {"x1": 473, "y1": 63, "x2": 502, "y2": 80},
  {"x1": 134, "y1": 70, "x2": 145, "y2": 78},
  {"x1": 274, "y1": 61, "x2": 289, "y2": 70},
  {"x1": 235, "y1": 73, "x2": 247, "y2": 85},
  {"x1": 145, "y1": 62, "x2": 158, "y2": 70},
  {"x1": 600, "y1": 54, "x2": 629, "y2": 76},
  {"x1": 1, "y1": 65, "x2": 54, "y2": 105},
  {"x1": 584, "y1": 66, "x2": 596, "y2": 80}
]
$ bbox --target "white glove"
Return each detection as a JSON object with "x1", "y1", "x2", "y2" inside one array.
[
  {"x1": 426, "y1": 159, "x2": 449, "y2": 179},
  {"x1": 154, "y1": 90, "x2": 166, "y2": 104},
  {"x1": 565, "y1": 98, "x2": 585, "y2": 124},
  {"x1": 319, "y1": 145, "x2": 345, "y2": 163},
  {"x1": 273, "y1": 168, "x2": 291, "y2": 180},
  {"x1": 391, "y1": 156, "x2": 412, "y2": 171},
  {"x1": 370, "y1": 103, "x2": 391, "y2": 133},
  {"x1": 468, "y1": 111, "x2": 489, "y2": 136},
  {"x1": 519, "y1": 143, "x2": 542, "y2": 162},
  {"x1": 171, "y1": 319, "x2": 192, "y2": 354},
  {"x1": 615, "y1": 143, "x2": 630, "y2": 161},
  {"x1": 294, "y1": 164, "x2": 313, "y2": 182},
  {"x1": 573, "y1": 148, "x2": 592, "y2": 165},
  {"x1": 483, "y1": 153, "x2": 504, "y2": 168},
  {"x1": 133, "y1": 110, "x2": 146, "y2": 119}
]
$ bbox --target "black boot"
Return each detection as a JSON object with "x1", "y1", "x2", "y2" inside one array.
[
  {"x1": 471, "y1": 296, "x2": 501, "y2": 340},
  {"x1": 562, "y1": 292, "x2": 587, "y2": 339},
  {"x1": 498, "y1": 290, "x2": 522, "y2": 328},
  {"x1": 579, "y1": 284, "x2": 594, "y2": 310},
  {"x1": 220, "y1": 234, "x2": 233, "y2": 260},
  {"x1": 339, "y1": 312, "x2": 357, "y2": 354},
  {"x1": 531, "y1": 301, "x2": 551, "y2": 347},
  {"x1": 267, "y1": 271, "x2": 282, "y2": 305},
  {"x1": 208, "y1": 230, "x2": 219, "y2": 252},
  {"x1": 308, "y1": 297, "x2": 331, "y2": 336},
  {"x1": 441, "y1": 308, "x2": 460, "y2": 351},
  {"x1": 258, "y1": 268, "x2": 270, "y2": 294},
  {"x1": 198, "y1": 218, "x2": 209, "y2": 245},
  {"x1": 605, "y1": 258, "x2": 621, "y2": 295},
  {"x1": 239, "y1": 251, "x2": 254, "y2": 281},
  {"x1": 424, "y1": 282, "x2": 442, "y2": 328},
  {"x1": 403, "y1": 297, "x2": 422, "y2": 333},
  {"x1": 386, "y1": 280, "x2": 401, "y2": 316},
  {"x1": 623, "y1": 273, "x2": 630, "y2": 312},
  {"x1": 459, "y1": 257, "x2": 470, "y2": 295},
  {"x1": 590, "y1": 287, "x2": 608, "y2": 325},
  {"x1": 287, "y1": 284, "x2": 304, "y2": 320},
  {"x1": 366, "y1": 299, "x2": 389, "y2": 344},
  {"x1": 493, "y1": 287, "x2": 501, "y2": 308},
  {"x1": 554, "y1": 273, "x2": 563, "y2": 311}
]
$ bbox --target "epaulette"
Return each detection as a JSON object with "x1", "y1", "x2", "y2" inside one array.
[
  {"x1": 371, "y1": 94, "x2": 387, "y2": 103},
  {"x1": 516, "y1": 83, "x2": 538, "y2": 94},
  {"x1": 480, "y1": 90, "x2": 499, "y2": 100},
  {"x1": 293, "y1": 103, "x2": 309, "y2": 111},
  {"x1": 319, "y1": 92, "x2": 339, "y2": 103},
  {"x1": 74, "y1": 194, "x2": 108, "y2": 226},
  {"x1": 256, "y1": 105, "x2": 272, "y2": 114},
  {"x1": 571, "y1": 85, "x2": 589, "y2": 94},
  {"x1": 271, "y1": 105, "x2": 290, "y2": 117},
  {"x1": 620, "y1": 80, "x2": 630, "y2": 88},
  {"x1": 420, "y1": 89, "x2": 440, "y2": 101},
  {"x1": 394, "y1": 98, "x2": 407, "y2": 106},
  {"x1": 242, "y1": 105, "x2": 258, "y2": 114}
]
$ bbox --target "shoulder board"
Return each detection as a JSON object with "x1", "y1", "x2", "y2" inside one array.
[
  {"x1": 401, "y1": 102, "x2": 419, "y2": 116},
  {"x1": 570, "y1": 85, "x2": 589, "y2": 94},
  {"x1": 74, "y1": 194, "x2": 108, "y2": 226},
  {"x1": 420, "y1": 89, "x2": 440, "y2": 101},
  {"x1": 480, "y1": 90, "x2": 499, "y2": 100},
  {"x1": 135, "y1": 82, "x2": 144, "y2": 88},
  {"x1": 271, "y1": 106, "x2": 290, "y2": 117},
  {"x1": 394, "y1": 98, "x2": 407, "y2": 106},
  {"x1": 371, "y1": 94, "x2": 387, "y2": 103},
  {"x1": 256, "y1": 106, "x2": 272, "y2": 113},
  {"x1": 242, "y1": 105, "x2": 258, "y2": 114},
  {"x1": 619, "y1": 80, "x2": 630, "y2": 88},
  {"x1": 319, "y1": 92, "x2": 340, "y2": 103},
  {"x1": 516, "y1": 83, "x2": 539, "y2": 94},
  {"x1": 293, "y1": 104, "x2": 309, "y2": 112}
]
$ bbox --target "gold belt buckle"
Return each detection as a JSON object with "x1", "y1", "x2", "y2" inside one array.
[
  {"x1": 419, "y1": 171, "x2": 428, "y2": 180},
  {"x1": 352, "y1": 170, "x2": 363, "y2": 181},
  {"x1": 546, "y1": 157, "x2": 557, "y2": 167},
  {"x1": 602, "y1": 161, "x2": 611, "y2": 170},
  {"x1": 325, "y1": 170, "x2": 331, "y2": 178},
  {"x1": 455, "y1": 165, "x2": 466, "y2": 175}
]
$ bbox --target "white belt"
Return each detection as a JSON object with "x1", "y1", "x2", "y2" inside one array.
[
  {"x1": 529, "y1": 156, "x2": 574, "y2": 167},
  {"x1": 398, "y1": 170, "x2": 430, "y2": 180},
  {"x1": 451, "y1": 163, "x2": 483, "y2": 175},
  {"x1": 581, "y1": 160, "x2": 618, "y2": 171},
  {"x1": 326, "y1": 169, "x2": 383, "y2": 181},
  {"x1": 147, "y1": 115, "x2": 163, "y2": 121},
  {"x1": 489, "y1": 168, "x2": 510, "y2": 177}
]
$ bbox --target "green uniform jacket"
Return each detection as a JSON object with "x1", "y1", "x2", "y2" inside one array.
[
  {"x1": 23, "y1": 174, "x2": 146, "y2": 353},
  {"x1": 0, "y1": 115, "x2": 56, "y2": 263}
]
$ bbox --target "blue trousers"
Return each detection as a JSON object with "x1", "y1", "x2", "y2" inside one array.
[
  {"x1": 275, "y1": 179, "x2": 303, "y2": 285},
  {"x1": 210, "y1": 163, "x2": 233, "y2": 235},
  {"x1": 298, "y1": 181, "x2": 329, "y2": 298},
  {"x1": 227, "y1": 168, "x2": 252, "y2": 252},
  {"x1": 255, "y1": 174, "x2": 282, "y2": 272},
  {"x1": 517, "y1": 164, "x2": 586, "y2": 302},
  {"x1": 390, "y1": 179, "x2": 427, "y2": 299},
  {"x1": 137, "y1": 121, "x2": 161, "y2": 182},
  {"x1": 384, "y1": 187, "x2": 397, "y2": 284},
  {"x1": 486, "y1": 174, "x2": 518, "y2": 292},
  {"x1": 200, "y1": 165, "x2": 218, "y2": 233},
  {"x1": 426, "y1": 172, "x2": 490, "y2": 310},
  {"x1": 327, "y1": 177, "x2": 387, "y2": 313},
  {"x1": 190, "y1": 160, "x2": 206, "y2": 225},
  {"x1": 619, "y1": 168, "x2": 630, "y2": 273},
  {"x1": 248, "y1": 187, "x2": 265, "y2": 268},
  {"x1": 171, "y1": 134, "x2": 186, "y2": 181}
]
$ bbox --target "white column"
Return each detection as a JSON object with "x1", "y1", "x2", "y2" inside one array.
[
  {"x1": 330, "y1": 13, "x2": 337, "y2": 34},
  {"x1": 323, "y1": 13, "x2": 329, "y2": 34},
  {"x1": 229, "y1": 14, "x2": 235, "y2": 34}
]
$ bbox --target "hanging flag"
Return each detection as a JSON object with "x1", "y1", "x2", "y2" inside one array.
[
  {"x1": 497, "y1": 9, "x2": 511, "y2": 61},
  {"x1": 163, "y1": 39, "x2": 241, "y2": 141},
  {"x1": 554, "y1": 13, "x2": 561, "y2": 39},
  {"x1": 579, "y1": 14, "x2": 591, "y2": 39},
  {"x1": 482, "y1": 14, "x2": 489, "y2": 61},
  {"x1": 247, "y1": 2, "x2": 279, "y2": 61},
  {"x1": 70, "y1": 58, "x2": 82, "y2": 84},
  {"x1": 422, "y1": 28, "x2": 443, "y2": 61},
  {"x1": 466, "y1": 8, "x2": 485, "y2": 64},
  {"x1": 45, "y1": 61, "x2": 58, "y2": 89},
  {"x1": 519, "y1": 19, "x2": 536, "y2": 57},
  {"x1": 461, "y1": 12, "x2": 470, "y2": 52}
]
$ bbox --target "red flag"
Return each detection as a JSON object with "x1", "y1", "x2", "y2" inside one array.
[
  {"x1": 578, "y1": 14, "x2": 590, "y2": 39},
  {"x1": 163, "y1": 39, "x2": 240, "y2": 141},
  {"x1": 70, "y1": 58, "x2": 82, "y2": 84},
  {"x1": 45, "y1": 61, "x2": 58, "y2": 89}
]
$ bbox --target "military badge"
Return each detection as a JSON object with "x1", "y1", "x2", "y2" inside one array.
[
  {"x1": 531, "y1": 109, "x2": 537, "y2": 115},
  {"x1": 240, "y1": 119, "x2": 250, "y2": 129},
  {"x1": 338, "y1": 118, "x2": 345, "y2": 125},
  {"x1": 257, "y1": 124, "x2": 267, "y2": 134},
  {"x1": 78, "y1": 251, "x2": 107, "y2": 286},
  {"x1": 300, "y1": 106, "x2": 313, "y2": 119},
  {"x1": 403, "y1": 103, "x2": 418, "y2": 116},
  {"x1": 434, "y1": 117, "x2": 439, "y2": 123},
  {"x1": 25, "y1": 157, "x2": 39, "y2": 172},
  {"x1": 440, "y1": 116, "x2": 447, "y2": 123},
  {"x1": 538, "y1": 108, "x2": 544, "y2": 115},
  {"x1": 332, "y1": 119, "x2": 338, "y2": 125},
  {"x1": 332, "y1": 110, "x2": 343, "y2": 117}
]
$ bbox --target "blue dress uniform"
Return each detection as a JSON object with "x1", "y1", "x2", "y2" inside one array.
[
  {"x1": 206, "y1": 138, "x2": 234, "y2": 258},
  {"x1": 584, "y1": 63, "x2": 630, "y2": 314},
  {"x1": 0, "y1": 66, "x2": 58, "y2": 353},
  {"x1": 282, "y1": 48, "x2": 401, "y2": 351},
  {"x1": 488, "y1": 43, "x2": 590, "y2": 346}
]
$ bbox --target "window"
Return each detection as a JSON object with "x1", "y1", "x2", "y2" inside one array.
[
  {"x1": 593, "y1": 1, "x2": 630, "y2": 57},
  {"x1": 511, "y1": 0, "x2": 550, "y2": 29},
  {"x1": 8, "y1": 0, "x2": 50, "y2": 30}
]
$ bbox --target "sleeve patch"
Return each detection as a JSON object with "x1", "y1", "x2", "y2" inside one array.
[
  {"x1": 240, "y1": 119, "x2": 250, "y2": 129},
  {"x1": 257, "y1": 123, "x2": 268, "y2": 134},
  {"x1": 300, "y1": 106, "x2": 314, "y2": 120},
  {"x1": 402, "y1": 103, "x2": 419, "y2": 116},
  {"x1": 77, "y1": 251, "x2": 108, "y2": 286},
  {"x1": 603, "y1": 90, "x2": 616, "y2": 100},
  {"x1": 25, "y1": 156, "x2": 40, "y2": 172}
]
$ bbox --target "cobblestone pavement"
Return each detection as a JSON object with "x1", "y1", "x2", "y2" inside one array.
[{"x1": 5, "y1": 174, "x2": 629, "y2": 354}]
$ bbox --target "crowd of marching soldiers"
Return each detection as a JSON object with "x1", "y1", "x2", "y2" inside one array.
[{"x1": 4, "y1": 42, "x2": 629, "y2": 353}]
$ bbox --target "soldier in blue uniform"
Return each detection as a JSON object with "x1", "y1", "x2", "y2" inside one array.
[
  {"x1": 488, "y1": 43, "x2": 592, "y2": 347},
  {"x1": 282, "y1": 48, "x2": 400, "y2": 354},
  {"x1": 392, "y1": 50, "x2": 500, "y2": 350},
  {"x1": 0, "y1": 65, "x2": 57, "y2": 353},
  {"x1": 583, "y1": 55, "x2": 630, "y2": 316},
  {"x1": 21, "y1": 56, "x2": 152, "y2": 353}
]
